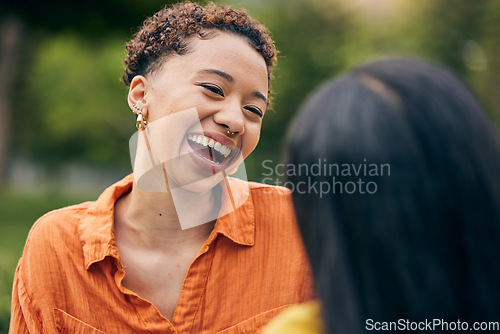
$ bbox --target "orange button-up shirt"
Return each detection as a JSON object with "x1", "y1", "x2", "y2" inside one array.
[{"x1": 10, "y1": 174, "x2": 313, "y2": 333}]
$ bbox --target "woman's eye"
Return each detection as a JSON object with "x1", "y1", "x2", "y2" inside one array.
[
  {"x1": 245, "y1": 106, "x2": 263, "y2": 118},
  {"x1": 201, "y1": 84, "x2": 224, "y2": 97}
]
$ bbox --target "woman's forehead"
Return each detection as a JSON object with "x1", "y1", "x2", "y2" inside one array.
[
  {"x1": 155, "y1": 33, "x2": 268, "y2": 85},
  {"x1": 189, "y1": 32, "x2": 266, "y2": 68}
]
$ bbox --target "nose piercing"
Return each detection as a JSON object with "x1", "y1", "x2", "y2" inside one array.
[{"x1": 226, "y1": 127, "x2": 236, "y2": 135}]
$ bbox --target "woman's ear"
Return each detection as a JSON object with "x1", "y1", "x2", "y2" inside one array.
[{"x1": 127, "y1": 75, "x2": 149, "y2": 118}]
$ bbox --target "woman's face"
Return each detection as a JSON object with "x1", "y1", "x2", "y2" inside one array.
[{"x1": 129, "y1": 31, "x2": 268, "y2": 188}]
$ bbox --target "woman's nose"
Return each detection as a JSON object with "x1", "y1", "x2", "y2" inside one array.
[{"x1": 213, "y1": 102, "x2": 245, "y2": 135}]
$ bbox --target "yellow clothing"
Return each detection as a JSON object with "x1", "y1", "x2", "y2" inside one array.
[{"x1": 263, "y1": 300, "x2": 323, "y2": 334}]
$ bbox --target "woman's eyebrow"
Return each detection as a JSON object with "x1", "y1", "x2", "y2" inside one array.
[
  {"x1": 253, "y1": 91, "x2": 268, "y2": 105},
  {"x1": 198, "y1": 68, "x2": 268, "y2": 105},
  {"x1": 198, "y1": 69, "x2": 234, "y2": 82}
]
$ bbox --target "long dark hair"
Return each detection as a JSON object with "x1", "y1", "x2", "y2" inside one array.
[{"x1": 286, "y1": 58, "x2": 500, "y2": 333}]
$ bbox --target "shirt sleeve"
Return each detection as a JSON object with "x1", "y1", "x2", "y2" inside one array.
[{"x1": 9, "y1": 261, "x2": 43, "y2": 333}]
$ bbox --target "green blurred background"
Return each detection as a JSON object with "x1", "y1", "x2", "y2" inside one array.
[{"x1": 0, "y1": 0, "x2": 499, "y2": 330}]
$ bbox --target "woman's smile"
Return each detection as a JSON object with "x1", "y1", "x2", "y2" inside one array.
[{"x1": 185, "y1": 131, "x2": 240, "y2": 174}]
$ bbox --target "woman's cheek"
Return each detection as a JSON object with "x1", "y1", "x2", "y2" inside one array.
[{"x1": 242, "y1": 128, "x2": 261, "y2": 158}]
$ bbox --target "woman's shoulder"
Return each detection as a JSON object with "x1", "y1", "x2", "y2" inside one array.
[
  {"x1": 227, "y1": 179, "x2": 296, "y2": 225},
  {"x1": 248, "y1": 181, "x2": 294, "y2": 213},
  {"x1": 229, "y1": 177, "x2": 292, "y2": 199},
  {"x1": 248, "y1": 181, "x2": 292, "y2": 195},
  {"x1": 31, "y1": 201, "x2": 91, "y2": 230},
  {"x1": 228, "y1": 177, "x2": 291, "y2": 194},
  {"x1": 14, "y1": 201, "x2": 97, "y2": 293},
  {"x1": 22, "y1": 201, "x2": 93, "y2": 256},
  {"x1": 24, "y1": 175, "x2": 132, "y2": 251},
  {"x1": 228, "y1": 178, "x2": 294, "y2": 214}
]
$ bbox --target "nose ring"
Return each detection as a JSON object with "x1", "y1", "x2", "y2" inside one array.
[{"x1": 226, "y1": 127, "x2": 236, "y2": 135}]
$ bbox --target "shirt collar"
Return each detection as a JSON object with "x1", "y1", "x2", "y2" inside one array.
[
  {"x1": 79, "y1": 174, "x2": 255, "y2": 270},
  {"x1": 206, "y1": 177, "x2": 255, "y2": 247}
]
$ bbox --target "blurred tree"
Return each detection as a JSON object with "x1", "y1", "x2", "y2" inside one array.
[
  {"x1": 412, "y1": 1, "x2": 485, "y2": 75},
  {"x1": 0, "y1": 17, "x2": 24, "y2": 185},
  {"x1": 480, "y1": 0, "x2": 500, "y2": 122},
  {"x1": 232, "y1": 0, "x2": 359, "y2": 180},
  {"x1": 231, "y1": 0, "x2": 500, "y2": 182},
  {"x1": 1, "y1": 0, "x2": 183, "y2": 36},
  {"x1": 15, "y1": 35, "x2": 132, "y2": 169},
  {"x1": 1, "y1": 0, "x2": 499, "y2": 183},
  {"x1": 0, "y1": 0, "x2": 208, "y2": 185},
  {"x1": 395, "y1": 0, "x2": 500, "y2": 123}
]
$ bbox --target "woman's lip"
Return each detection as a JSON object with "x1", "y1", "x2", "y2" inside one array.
[
  {"x1": 193, "y1": 131, "x2": 237, "y2": 149},
  {"x1": 185, "y1": 137, "x2": 226, "y2": 174}
]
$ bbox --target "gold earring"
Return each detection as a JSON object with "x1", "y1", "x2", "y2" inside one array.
[
  {"x1": 132, "y1": 104, "x2": 147, "y2": 130},
  {"x1": 136, "y1": 111, "x2": 143, "y2": 130}
]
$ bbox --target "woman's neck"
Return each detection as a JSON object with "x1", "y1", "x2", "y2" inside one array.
[{"x1": 114, "y1": 183, "x2": 217, "y2": 252}]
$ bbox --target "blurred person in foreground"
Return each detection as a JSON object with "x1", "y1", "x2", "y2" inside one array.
[
  {"x1": 264, "y1": 58, "x2": 500, "y2": 334},
  {"x1": 9, "y1": 2, "x2": 313, "y2": 333}
]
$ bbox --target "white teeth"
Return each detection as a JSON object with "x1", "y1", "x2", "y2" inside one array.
[
  {"x1": 221, "y1": 145, "x2": 230, "y2": 158},
  {"x1": 187, "y1": 134, "x2": 232, "y2": 158},
  {"x1": 217, "y1": 144, "x2": 230, "y2": 158}
]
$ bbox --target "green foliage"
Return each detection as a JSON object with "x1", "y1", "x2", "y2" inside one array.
[
  {"x1": 242, "y1": 0, "x2": 358, "y2": 181},
  {"x1": 14, "y1": 34, "x2": 133, "y2": 172},
  {"x1": 238, "y1": 0, "x2": 500, "y2": 181},
  {"x1": 2, "y1": 0, "x2": 189, "y2": 37},
  {"x1": 11, "y1": 0, "x2": 500, "y2": 181},
  {"x1": 0, "y1": 255, "x2": 14, "y2": 333}
]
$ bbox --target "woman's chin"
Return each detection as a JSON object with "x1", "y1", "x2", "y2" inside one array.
[{"x1": 170, "y1": 172, "x2": 225, "y2": 194}]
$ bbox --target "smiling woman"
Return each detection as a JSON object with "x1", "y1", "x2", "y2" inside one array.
[
  {"x1": 9, "y1": 3, "x2": 313, "y2": 333},
  {"x1": 128, "y1": 32, "x2": 267, "y2": 183}
]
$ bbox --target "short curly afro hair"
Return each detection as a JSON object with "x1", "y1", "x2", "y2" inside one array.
[{"x1": 123, "y1": 2, "x2": 277, "y2": 95}]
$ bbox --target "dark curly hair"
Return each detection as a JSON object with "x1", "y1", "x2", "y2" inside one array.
[{"x1": 123, "y1": 2, "x2": 277, "y2": 96}]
